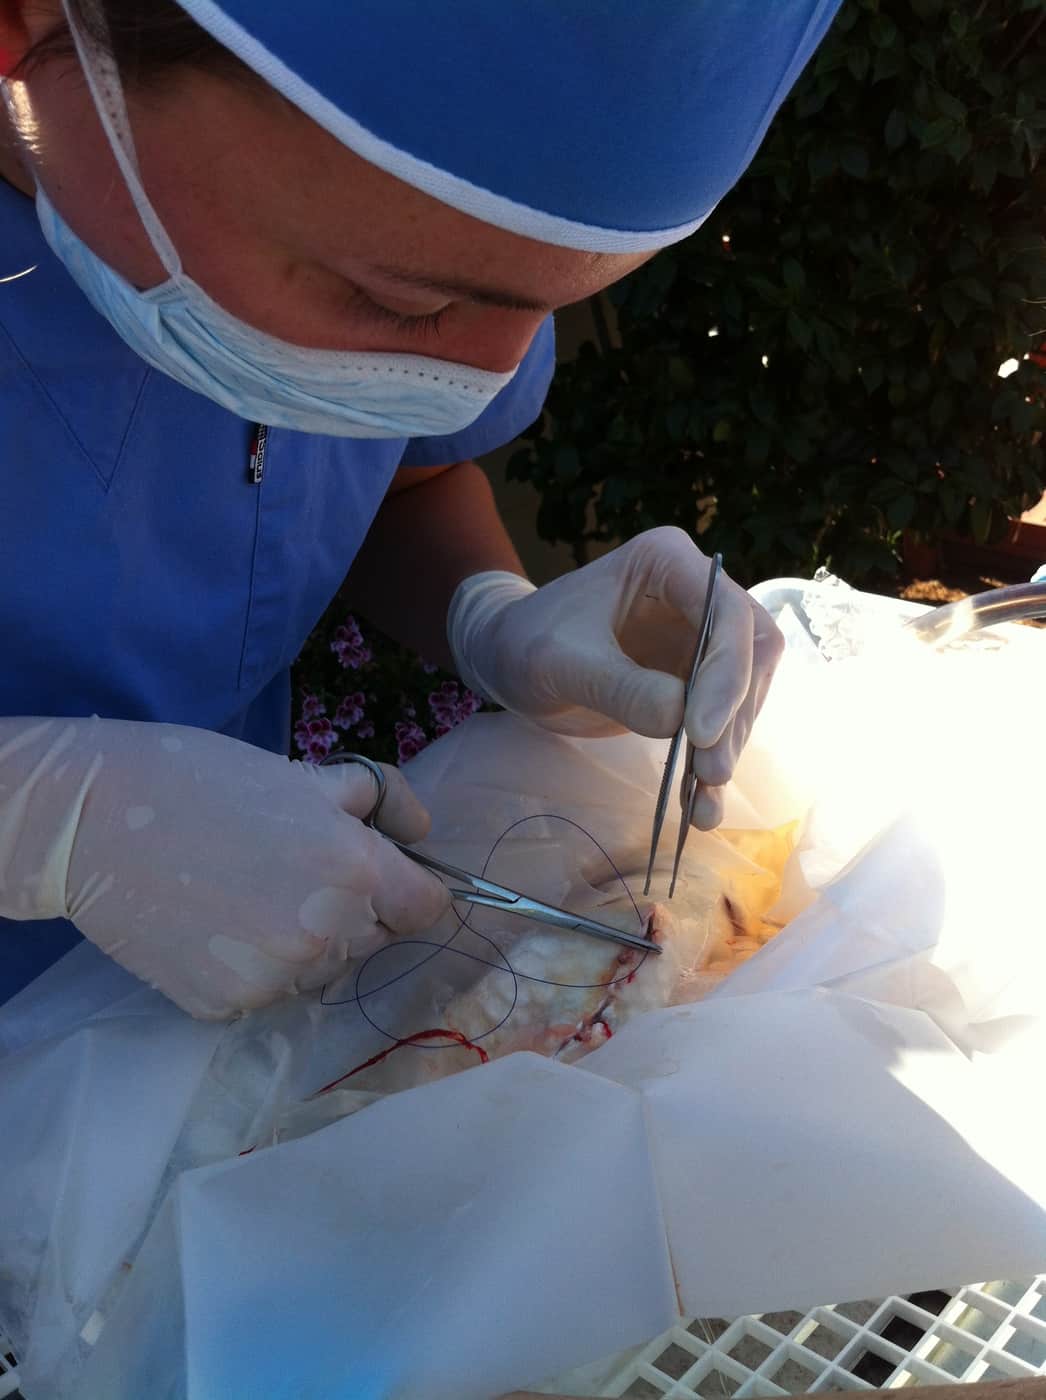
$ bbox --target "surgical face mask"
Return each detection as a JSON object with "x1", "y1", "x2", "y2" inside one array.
[{"x1": 25, "y1": 10, "x2": 518, "y2": 439}]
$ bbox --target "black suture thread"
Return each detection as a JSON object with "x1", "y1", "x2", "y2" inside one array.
[{"x1": 320, "y1": 813, "x2": 649, "y2": 1047}]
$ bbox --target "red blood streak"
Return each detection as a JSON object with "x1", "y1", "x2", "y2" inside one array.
[{"x1": 314, "y1": 1028, "x2": 489, "y2": 1096}]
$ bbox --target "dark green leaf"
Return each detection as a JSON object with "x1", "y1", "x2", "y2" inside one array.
[
  {"x1": 795, "y1": 82, "x2": 833, "y2": 119},
  {"x1": 748, "y1": 391, "x2": 776, "y2": 427},
  {"x1": 940, "y1": 483, "x2": 965, "y2": 526},
  {"x1": 970, "y1": 499, "x2": 993, "y2": 544},
  {"x1": 947, "y1": 240, "x2": 978, "y2": 273},
  {"x1": 553, "y1": 445, "x2": 581, "y2": 483},
  {"x1": 944, "y1": 128, "x2": 973, "y2": 163},
  {"x1": 999, "y1": 274, "x2": 1030, "y2": 305},
  {"x1": 958, "y1": 277, "x2": 993, "y2": 308},
  {"x1": 748, "y1": 274, "x2": 788, "y2": 307},
  {"x1": 667, "y1": 356, "x2": 696, "y2": 392},
  {"x1": 781, "y1": 427, "x2": 812, "y2": 463},
  {"x1": 929, "y1": 390, "x2": 954, "y2": 432},
  {"x1": 894, "y1": 251, "x2": 918, "y2": 286},
  {"x1": 945, "y1": 346, "x2": 977, "y2": 380},
  {"x1": 934, "y1": 89, "x2": 967, "y2": 122},
  {"x1": 884, "y1": 109, "x2": 907, "y2": 150},
  {"x1": 873, "y1": 44, "x2": 905, "y2": 83},
  {"x1": 786, "y1": 310, "x2": 813, "y2": 350},
  {"x1": 971, "y1": 150, "x2": 998, "y2": 194},
  {"x1": 664, "y1": 402, "x2": 689, "y2": 443},
  {"x1": 807, "y1": 145, "x2": 838, "y2": 182},
  {"x1": 980, "y1": 70, "x2": 1004, "y2": 98},
  {"x1": 861, "y1": 361, "x2": 884, "y2": 394},
  {"x1": 1009, "y1": 397, "x2": 1039, "y2": 433},
  {"x1": 782, "y1": 257, "x2": 805, "y2": 294},
  {"x1": 939, "y1": 282, "x2": 969, "y2": 327},
  {"x1": 847, "y1": 46, "x2": 870, "y2": 82},
  {"x1": 870, "y1": 14, "x2": 898, "y2": 48},
  {"x1": 920, "y1": 118, "x2": 955, "y2": 149},
  {"x1": 744, "y1": 427, "x2": 771, "y2": 466},
  {"x1": 840, "y1": 143, "x2": 870, "y2": 179}
]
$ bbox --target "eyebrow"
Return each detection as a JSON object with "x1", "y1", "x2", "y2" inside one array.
[{"x1": 368, "y1": 262, "x2": 552, "y2": 314}]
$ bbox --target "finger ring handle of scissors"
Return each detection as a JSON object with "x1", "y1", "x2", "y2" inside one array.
[{"x1": 321, "y1": 752, "x2": 387, "y2": 828}]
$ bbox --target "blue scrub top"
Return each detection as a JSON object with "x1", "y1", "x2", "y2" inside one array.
[{"x1": 0, "y1": 179, "x2": 555, "y2": 1003}]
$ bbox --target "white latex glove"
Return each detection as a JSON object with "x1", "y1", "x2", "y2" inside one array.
[
  {"x1": 447, "y1": 527, "x2": 783, "y2": 829},
  {"x1": 0, "y1": 718, "x2": 449, "y2": 1019}
]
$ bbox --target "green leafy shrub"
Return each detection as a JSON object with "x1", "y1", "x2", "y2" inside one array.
[{"x1": 510, "y1": 0, "x2": 1046, "y2": 586}]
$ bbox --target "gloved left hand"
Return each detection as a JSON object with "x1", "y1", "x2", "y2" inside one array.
[{"x1": 447, "y1": 526, "x2": 783, "y2": 829}]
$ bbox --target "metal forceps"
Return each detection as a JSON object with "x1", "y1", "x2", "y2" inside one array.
[
  {"x1": 643, "y1": 551, "x2": 723, "y2": 901},
  {"x1": 324, "y1": 753, "x2": 661, "y2": 957}
]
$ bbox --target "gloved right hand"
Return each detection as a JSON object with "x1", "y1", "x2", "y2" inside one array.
[{"x1": 0, "y1": 717, "x2": 449, "y2": 1019}]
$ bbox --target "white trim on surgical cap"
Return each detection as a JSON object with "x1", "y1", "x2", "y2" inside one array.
[{"x1": 175, "y1": 0, "x2": 708, "y2": 253}]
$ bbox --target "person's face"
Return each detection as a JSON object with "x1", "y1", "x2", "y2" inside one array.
[{"x1": 0, "y1": 4, "x2": 655, "y2": 373}]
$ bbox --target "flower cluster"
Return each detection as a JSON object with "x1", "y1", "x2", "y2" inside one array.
[
  {"x1": 330, "y1": 615, "x2": 372, "y2": 670},
  {"x1": 293, "y1": 610, "x2": 493, "y2": 768},
  {"x1": 394, "y1": 720, "x2": 429, "y2": 764},
  {"x1": 427, "y1": 680, "x2": 483, "y2": 738},
  {"x1": 293, "y1": 695, "x2": 337, "y2": 764},
  {"x1": 334, "y1": 691, "x2": 366, "y2": 730}
]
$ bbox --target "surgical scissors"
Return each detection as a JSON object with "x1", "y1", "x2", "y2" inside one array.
[
  {"x1": 324, "y1": 753, "x2": 661, "y2": 957},
  {"x1": 643, "y1": 551, "x2": 723, "y2": 901}
]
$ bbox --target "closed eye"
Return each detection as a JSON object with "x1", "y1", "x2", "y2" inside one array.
[{"x1": 346, "y1": 283, "x2": 449, "y2": 337}]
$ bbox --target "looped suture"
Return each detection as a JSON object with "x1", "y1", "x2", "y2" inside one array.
[
  {"x1": 321, "y1": 752, "x2": 387, "y2": 828},
  {"x1": 321, "y1": 812, "x2": 650, "y2": 1051}
]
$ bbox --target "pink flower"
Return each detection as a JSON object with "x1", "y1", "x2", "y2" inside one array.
[
  {"x1": 330, "y1": 615, "x2": 373, "y2": 670},
  {"x1": 427, "y1": 680, "x2": 482, "y2": 733},
  {"x1": 357, "y1": 720, "x2": 375, "y2": 740},
  {"x1": 294, "y1": 713, "x2": 336, "y2": 763},
  {"x1": 395, "y1": 720, "x2": 429, "y2": 764},
  {"x1": 300, "y1": 693, "x2": 326, "y2": 722},
  {"x1": 334, "y1": 691, "x2": 366, "y2": 730}
]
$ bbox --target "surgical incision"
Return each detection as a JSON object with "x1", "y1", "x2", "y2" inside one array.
[{"x1": 326, "y1": 820, "x2": 797, "y2": 1096}]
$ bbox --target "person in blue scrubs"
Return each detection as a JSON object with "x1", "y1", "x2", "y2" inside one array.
[{"x1": 0, "y1": 0, "x2": 840, "y2": 1018}]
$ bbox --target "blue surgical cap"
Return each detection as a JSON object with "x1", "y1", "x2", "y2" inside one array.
[{"x1": 176, "y1": 0, "x2": 843, "y2": 252}]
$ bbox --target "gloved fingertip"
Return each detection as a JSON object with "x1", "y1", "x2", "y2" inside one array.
[
  {"x1": 612, "y1": 669, "x2": 685, "y2": 740},
  {"x1": 690, "y1": 784, "x2": 725, "y2": 831},
  {"x1": 428, "y1": 870, "x2": 453, "y2": 918},
  {"x1": 688, "y1": 733, "x2": 738, "y2": 788},
  {"x1": 685, "y1": 682, "x2": 739, "y2": 750},
  {"x1": 316, "y1": 758, "x2": 432, "y2": 844},
  {"x1": 375, "y1": 762, "x2": 434, "y2": 844},
  {"x1": 384, "y1": 800, "x2": 431, "y2": 846},
  {"x1": 402, "y1": 861, "x2": 453, "y2": 932}
]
